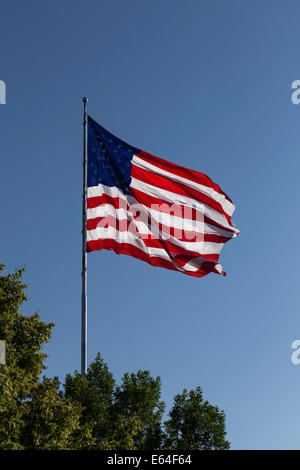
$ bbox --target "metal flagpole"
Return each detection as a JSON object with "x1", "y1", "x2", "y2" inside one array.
[{"x1": 81, "y1": 97, "x2": 88, "y2": 374}]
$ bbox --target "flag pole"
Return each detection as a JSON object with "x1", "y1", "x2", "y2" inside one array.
[{"x1": 81, "y1": 97, "x2": 88, "y2": 374}]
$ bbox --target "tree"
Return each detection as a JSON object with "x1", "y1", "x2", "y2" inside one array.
[
  {"x1": 0, "y1": 264, "x2": 94, "y2": 449},
  {"x1": 64, "y1": 360, "x2": 229, "y2": 450},
  {"x1": 113, "y1": 370, "x2": 165, "y2": 449},
  {"x1": 163, "y1": 387, "x2": 230, "y2": 450},
  {"x1": 0, "y1": 264, "x2": 230, "y2": 450},
  {"x1": 98, "y1": 416, "x2": 143, "y2": 450},
  {"x1": 64, "y1": 353, "x2": 116, "y2": 446},
  {"x1": 64, "y1": 357, "x2": 155, "y2": 449},
  {"x1": 20, "y1": 377, "x2": 94, "y2": 450}
]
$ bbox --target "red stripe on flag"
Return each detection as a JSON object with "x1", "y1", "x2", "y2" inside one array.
[
  {"x1": 86, "y1": 239, "x2": 213, "y2": 278},
  {"x1": 129, "y1": 188, "x2": 237, "y2": 236},
  {"x1": 87, "y1": 194, "x2": 130, "y2": 210},
  {"x1": 131, "y1": 164, "x2": 232, "y2": 224},
  {"x1": 137, "y1": 150, "x2": 233, "y2": 204}
]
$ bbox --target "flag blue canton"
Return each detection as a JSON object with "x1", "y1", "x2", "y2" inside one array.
[{"x1": 87, "y1": 116, "x2": 140, "y2": 194}]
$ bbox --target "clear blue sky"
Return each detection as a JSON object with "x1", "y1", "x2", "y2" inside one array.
[{"x1": 1, "y1": 0, "x2": 300, "y2": 450}]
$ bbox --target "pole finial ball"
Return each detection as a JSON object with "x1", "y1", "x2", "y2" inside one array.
[{"x1": 82, "y1": 97, "x2": 88, "y2": 103}]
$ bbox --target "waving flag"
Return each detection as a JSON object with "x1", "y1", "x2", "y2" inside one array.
[{"x1": 86, "y1": 116, "x2": 239, "y2": 278}]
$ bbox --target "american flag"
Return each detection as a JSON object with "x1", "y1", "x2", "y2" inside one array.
[{"x1": 86, "y1": 116, "x2": 239, "y2": 278}]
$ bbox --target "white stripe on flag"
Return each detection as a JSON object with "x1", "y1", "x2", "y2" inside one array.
[{"x1": 132, "y1": 155, "x2": 235, "y2": 217}]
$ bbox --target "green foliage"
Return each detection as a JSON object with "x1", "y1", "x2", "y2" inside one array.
[
  {"x1": 64, "y1": 353, "x2": 115, "y2": 445},
  {"x1": 0, "y1": 264, "x2": 230, "y2": 450},
  {"x1": 97, "y1": 416, "x2": 143, "y2": 450},
  {"x1": 163, "y1": 387, "x2": 230, "y2": 450},
  {"x1": 0, "y1": 264, "x2": 94, "y2": 449},
  {"x1": 114, "y1": 370, "x2": 165, "y2": 449},
  {"x1": 0, "y1": 264, "x2": 53, "y2": 393},
  {"x1": 20, "y1": 377, "x2": 94, "y2": 450},
  {"x1": 65, "y1": 365, "x2": 165, "y2": 449}
]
